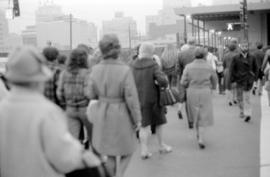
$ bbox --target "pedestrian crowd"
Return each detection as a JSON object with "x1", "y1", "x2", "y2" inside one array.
[{"x1": 0, "y1": 33, "x2": 269, "y2": 177}]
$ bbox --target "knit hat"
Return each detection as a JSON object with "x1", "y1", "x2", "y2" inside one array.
[
  {"x1": 138, "y1": 42, "x2": 155, "y2": 59},
  {"x1": 6, "y1": 46, "x2": 52, "y2": 83}
]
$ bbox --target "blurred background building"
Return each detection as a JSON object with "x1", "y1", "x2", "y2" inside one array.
[{"x1": 102, "y1": 12, "x2": 138, "y2": 49}]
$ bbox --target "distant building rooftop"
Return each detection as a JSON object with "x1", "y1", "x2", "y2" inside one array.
[{"x1": 174, "y1": 1, "x2": 270, "y2": 21}]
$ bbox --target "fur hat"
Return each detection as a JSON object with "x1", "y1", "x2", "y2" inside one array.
[
  {"x1": 6, "y1": 46, "x2": 52, "y2": 83},
  {"x1": 138, "y1": 42, "x2": 155, "y2": 59}
]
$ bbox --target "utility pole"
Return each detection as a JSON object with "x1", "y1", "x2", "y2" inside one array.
[
  {"x1": 240, "y1": 0, "x2": 248, "y2": 42},
  {"x1": 183, "y1": 15, "x2": 187, "y2": 43},
  {"x1": 69, "y1": 14, "x2": 73, "y2": 50},
  {"x1": 128, "y1": 23, "x2": 131, "y2": 50}
]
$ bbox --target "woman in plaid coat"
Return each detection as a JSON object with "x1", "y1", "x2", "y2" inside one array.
[{"x1": 57, "y1": 48, "x2": 91, "y2": 141}]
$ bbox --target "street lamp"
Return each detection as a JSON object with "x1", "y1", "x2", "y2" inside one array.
[
  {"x1": 210, "y1": 29, "x2": 215, "y2": 47},
  {"x1": 179, "y1": 14, "x2": 187, "y2": 43}
]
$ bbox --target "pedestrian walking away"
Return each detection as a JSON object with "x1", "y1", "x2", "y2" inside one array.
[
  {"x1": 223, "y1": 39, "x2": 239, "y2": 106},
  {"x1": 86, "y1": 34, "x2": 142, "y2": 177},
  {"x1": 161, "y1": 43, "x2": 178, "y2": 87},
  {"x1": 131, "y1": 42, "x2": 172, "y2": 159},
  {"x1": 252, "y1": 42, "x2": 265, "y2": 96},
  {"x1": 181, "y1": 47, "x2": 217, "y2": 149},
  {"x1": 57, "y1": 48, "x2": 92, "y2": 144},
  {"x1": 176, "y1": 38, "x2": 197, "y2": 129}
]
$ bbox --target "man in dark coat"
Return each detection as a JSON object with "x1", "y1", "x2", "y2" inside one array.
[
  {"x1": 252, "y1": 42, "x2": 265, "y2": 96},
  {"x1": 230, "y1": 41, "x2": 258, "y2": 122},
  {"x1": 223, "y1": 39, "x2": 239, "y2": 106},
  {"x1": 177, "y1": 38, "x2": 196, "y2": 129}
]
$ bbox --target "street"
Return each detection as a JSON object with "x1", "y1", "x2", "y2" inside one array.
[{"x1": 126, "y1": 93, "x2": 260, "y2": 177}]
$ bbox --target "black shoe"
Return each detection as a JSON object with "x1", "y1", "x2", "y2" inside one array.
[
  {"x1": 252, "y1": 89, "x2": 256, "y2": 95},
  {"x1": 229, "y1": 102, "x2": 233, "y2": 106},
  {"x1": 198, "y1": 143, "x2": 205, "y2": 149},
  {"x1": 245, "y1": 116, "x2": 251, "y2": 122},
  {"x1": 188, "y1": 122, "x2": 194, "y2": 129},
  {"x1": 178, "y1": 110, "x2": 183, "y2": 119},
  {"x1": 233, "y1": 100, "x2": 237, "y2": 104}
]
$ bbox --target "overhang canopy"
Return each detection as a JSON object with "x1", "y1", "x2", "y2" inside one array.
[{"x1": 174, "y1": 2, "x2": 270, "y2": 21}]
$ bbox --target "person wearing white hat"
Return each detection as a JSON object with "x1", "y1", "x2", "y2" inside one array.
[
  {"x1": 0, "y1": 46, "x2": 100, "y2": 177},
  {"x1": 131, "y1": 42, "x2": 172, "y2": 159}
]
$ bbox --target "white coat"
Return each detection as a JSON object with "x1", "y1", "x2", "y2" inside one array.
[{"x1": 0, "y1": 87, "x2": 85, "y2": 177}]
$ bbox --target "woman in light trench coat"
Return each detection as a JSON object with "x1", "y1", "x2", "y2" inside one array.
[
  {"x1": 86, "y1": 34, "x2": 141, "y2": 177},
  {"x1": 181, "y1": 47, "x2": 217, "y2": 149}
]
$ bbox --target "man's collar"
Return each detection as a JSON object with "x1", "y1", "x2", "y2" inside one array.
[{"x1": 240, "y1": 52, "x2": 248, "y2": 58}]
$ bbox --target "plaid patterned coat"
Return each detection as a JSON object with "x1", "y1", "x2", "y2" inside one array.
[
  {"x1": 44, "y1": 62, "x2": 62, "y2": 106},
  {"x1": 57, "y1": 69, "x2": 90, "y2": 108}
]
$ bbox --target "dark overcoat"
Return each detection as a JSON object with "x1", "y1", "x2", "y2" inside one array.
[
  {"x1": 230, "y1": 53, "x2": 258, "y2": 91},
  {"x1": 131, "y1": 58, "x2": 168, "y2": 127},
  {"x1": 223, "y1": 50, "x2": 239, "y2": 90}
]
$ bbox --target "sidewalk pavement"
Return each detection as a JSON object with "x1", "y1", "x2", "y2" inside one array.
[{"x1": 260, "y1": 90, "x2": 270, "y2": 177}]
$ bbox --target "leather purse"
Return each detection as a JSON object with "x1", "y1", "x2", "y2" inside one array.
[
  {"x1": 66, "y1": 163, "x2": 111, "y2": 177},
  {"x1": 159, "y1": 87, "x2": 178, "y2": 106},
  {"x1": 66, "y1": 160, "x2": 112, "y2": 177}
]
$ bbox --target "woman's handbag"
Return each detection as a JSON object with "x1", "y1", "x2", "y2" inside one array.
[
  {"x1": 159, "y1": 87, "x2": 179, "y2": 106},
  {"x1": 66, "y1": 148, "x2": 112, "y2": 177},
  {"x1": 66, "y1": 163, "x2": 111, "y2": 177}
]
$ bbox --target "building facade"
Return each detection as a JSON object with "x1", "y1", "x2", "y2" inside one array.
[
  {"x1": 145, "y1": 6, "x2": 189, "y2": 43},
  {"x1": 212, "y1": 0, "x2": 270, "y2": 6},
  {"x1": 0, "y1": 10, "x2": 9, "y2": 53},
  {"x1": 174, "y1": 1, "x2": 270, "y2": 47},
  {"x1": 35, "y1": 4, "x2": 98, "y2": 49},
  {"x1": 163, "y1": 0, "x2": 191, "y2": 9},
  {"x1": 22, "y1": 26, "x2": 37, "y2": 47},
  {"x1": 102, "y1": 12, "x2": 137, "y2": 49}
]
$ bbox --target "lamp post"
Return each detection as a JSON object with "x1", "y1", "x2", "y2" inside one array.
[
  {"x1": 69, "y1": 14, "x2": 73, "y2": 50},
  {"x1": 180, "y1": 14, "x2": 188, "y2": 43},
  {"x1": 128, "y1": 23, "x2": 131, "y2": 50}
]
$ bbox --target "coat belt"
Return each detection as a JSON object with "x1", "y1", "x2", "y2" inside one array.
[{"x1": 99, "y1": 97, "x2": 124, "y2": 103}]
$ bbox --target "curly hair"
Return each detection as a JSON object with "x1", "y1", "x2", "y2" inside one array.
[{"x1": 67, "y1": 48, "x2": 88, "y2": 71}]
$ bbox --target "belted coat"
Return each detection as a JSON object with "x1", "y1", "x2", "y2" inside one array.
[{"x1": 86, "y1": 59, "x2": 141, "y2": 156}]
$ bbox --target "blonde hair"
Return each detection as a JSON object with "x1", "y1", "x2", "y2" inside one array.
[{"x1": 161, "y1": 44, "x2": 178, "y2": 68}]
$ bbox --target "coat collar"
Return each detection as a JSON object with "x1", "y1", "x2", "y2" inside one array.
[
  {"x1": 100, "y1": 58, "x2": 124, "y2": 65},
  {"x1": 132, "y1": 57, "x2": 156, "y2": 69}
]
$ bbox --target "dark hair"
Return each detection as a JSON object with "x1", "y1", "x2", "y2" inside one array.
[
  {"x1": 42, "y1": 47, "x2": 59, "y2": 62},
  {"x1": 256, "y1": 42, "x2": 263, "y2": 50},
  {"x1": 57, "y1": 54, "x2": 67, "y2": 65},
  {"x1": 228, "y1": 43, "x2": 237, "y2": 51},
  {"x1": 67, "y1": 48, "x2": 88, "y2": 71}
]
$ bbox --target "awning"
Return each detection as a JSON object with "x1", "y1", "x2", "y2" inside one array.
[
  {"x1": 174, "y1": 1, "x2": 270, "y2": 21},
  {"x1": 192, "y1": 12, "x2": 240, "y2": 21}
]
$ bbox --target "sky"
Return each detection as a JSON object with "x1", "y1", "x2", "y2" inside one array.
[{"x1": 0, "y1": 0, "x2": 212, "y2": 35}]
